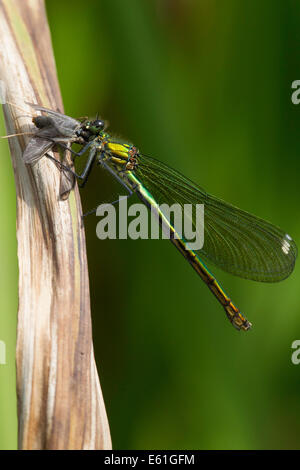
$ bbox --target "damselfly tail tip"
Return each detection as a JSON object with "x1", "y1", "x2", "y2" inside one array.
[
  {"x1": 241, "y1": 319, "x2": 252, "y2": 331},
  {"x1": 225, "y1": 306, "x2": 252, "y2": 332},
  {"x1": 233, "y1": 317, "x2": 252, "y2": 332},
  {"x1": 231, "y1": 319, "x2": 252, "y2": 332},
  {"x1": 231, "y1": 318, "x2": 252, "y2": 332}
]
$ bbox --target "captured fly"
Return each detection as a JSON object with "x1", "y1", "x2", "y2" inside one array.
[
  {"x1": 2, "y1": 102, "x2": 88, "y2": 197},
  {"x1": 22, "y1": 104, "x2": 106, "y2": 197},
  {"x1": 22, "y1": 104, "x2": 87, "y2": 198},
  {"x1": 23, "y1": 103, "x2": 82, "y2": 164}
]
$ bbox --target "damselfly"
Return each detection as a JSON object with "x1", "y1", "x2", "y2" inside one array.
[{"x1": 25, "y1": 107, "x2": 299, "y2": 331}]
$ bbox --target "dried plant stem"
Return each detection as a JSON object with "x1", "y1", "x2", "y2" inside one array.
[{"x1": 0, "y1": 0, "x2": 111, "y2": 449}]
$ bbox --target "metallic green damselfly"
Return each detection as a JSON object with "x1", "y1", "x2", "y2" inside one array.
[{"x1": 24, "y1": 107, "x2": 298, "y2": 331}]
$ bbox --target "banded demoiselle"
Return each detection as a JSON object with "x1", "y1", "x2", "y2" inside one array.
[{"x1": 24, "y1": 108, "x2": 298, "y2": 331}]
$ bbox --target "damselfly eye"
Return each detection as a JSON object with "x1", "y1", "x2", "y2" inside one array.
[{"x1": 93, "y1": 119, "x2": 105, "y2": 129}]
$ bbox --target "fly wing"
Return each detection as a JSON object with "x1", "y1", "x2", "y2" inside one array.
[
  {"x1": 59, "y1": 148, "x2": 76, "y2": 200},
  {"x1": 27, "y1": 103, "x2": 81, "y2": 137},
  {"x1": 135, "y1": 154, "x2": 297, "y2": 282},
  {"x1": 23, "y1": 126, "x2": 57, "y2": 164},
  {"x1": 23, "y1": 125, "x2": 76, "y2": 197},
  {"x1": 59, "y1": 170, "x2": 75, "y2": 200}
]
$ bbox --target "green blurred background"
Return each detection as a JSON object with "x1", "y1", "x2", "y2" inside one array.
[{"x1": 1, "y1": 0, "x2": 300, "y2": 450}]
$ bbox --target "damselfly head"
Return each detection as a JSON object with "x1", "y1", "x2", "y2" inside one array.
[
  {"x1": 89, "y1": 119, "x2": 105, "y2": 134},
  {"x1": 78, "y1": 119, "x2": 105, "y2": 140}
]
